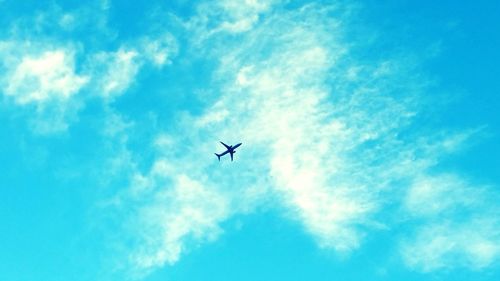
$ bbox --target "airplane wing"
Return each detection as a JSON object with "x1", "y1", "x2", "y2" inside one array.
[
  {"x1": 218, "y1": 150, "x2": 229, "y2": 157},
  {"x1": 220, "y1": 141, "x2": 231, "y2": 149}
]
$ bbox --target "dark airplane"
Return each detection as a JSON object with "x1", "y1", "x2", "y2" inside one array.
[{"x1": 215, "y1": 141, "x2": 242, "y2": 161}]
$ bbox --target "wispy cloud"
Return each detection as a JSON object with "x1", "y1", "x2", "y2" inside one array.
[
  {"x1": 140, "y1": 33, "x2": 178, "y2": 67},
  {"x1": 0, "y1": 40, "x2": 141, "y2": 133},
  {"x1": 127, "y1": 165, "x2": 230, "y2": 276},
  {"x1": 86, "y1": 48, "x2": 141, "y2": 99},
  {"x1": 0, "y1": 41, "x2": 88, "y2": 133},
  {"x1": 2, "y1": 1, "x2": 497, "y2": 279},
  {"x1": 402, "y1": 175, "x2": 500, "y2": 272},
  {"x1": 0, "y1": 18, "x2": 178, "y2": 134},
  {"x1": 112, "y1": 2, "x2": 500, "y2": 278},
  {"x1": 4, "y1": 49, "x2": 88, "y2": 104},
  {"x1": 401, "y1": 218, "x2": 500, "y2": 272}
]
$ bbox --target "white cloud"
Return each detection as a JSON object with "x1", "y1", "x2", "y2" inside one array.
[
  {"x1": 188, "y1": 4, "x2": 411, "y2": 253},
  {"x1": 86, "y1": 48, "x2": 141, "y2": 99},
  {"x1": 402, "y1": 174, "x2": 500, "y2": 271},
  {"x1": 0, "y1": 0, "x2": 495, "y2": 278},
  {"x1": 122, "y1": 3, "x2": 414, "y2": 273},
  {"x1": 125, "y1": 162, "x2": 230, "y2": 276},
  {"x1": 4, "y1": 50, "x2": 88, "y2": 104},
  {"x1": 405, "y1": 174, "x2": 475, "y2": 217},
  {"x1": 185, "y1": 0, "x2": 282, "y2": 46},
  {"x1": 107, "y1": 1, "x2": 499, "y2": 277},
  {"x1": 0, "y1": 38, "x2": 176, "y2": 134},
  {"x1": 0, "y1": 0, "x2": 179, "y2": 133},
  {"x1": 83, "y1": 33, "x2": 179, "y2": 99},
  {"x1": 140, "y1": 33, "x2": 178, "y2": 67},
  {"x1": 402, "y1": 219, "x2": 500, "y2": 272},
  {"x1": 0, "y1": 41, "x2": 144, "y2": 133},
  {"x1": 217, "y1": 0, "x2": 277, "y2": 33},
  {"x1": 0, "y1": 42, "x2": 89, "y2": 133}
]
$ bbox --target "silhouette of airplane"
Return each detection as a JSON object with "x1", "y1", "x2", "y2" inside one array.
[{"x1": 215, "y1": 141, "x2": 242, "y2": 161}]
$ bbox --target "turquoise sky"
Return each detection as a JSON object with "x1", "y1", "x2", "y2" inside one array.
[{"x1": 1, "y1": 1, "x2": 499, "y2": 280}]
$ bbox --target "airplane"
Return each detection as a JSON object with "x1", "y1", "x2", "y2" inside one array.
[{"x1": 215, "y1": 141, "x2": 242, "y2": 162}]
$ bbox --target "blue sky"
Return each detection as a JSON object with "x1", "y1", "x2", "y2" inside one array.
[{"x1": 1, "y1": 0, "x2": 499, "y2": 280}]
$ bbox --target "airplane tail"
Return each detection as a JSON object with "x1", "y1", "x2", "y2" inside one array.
[{"x1": 215, "y1": 153, "x2": 221, "y2": 161}]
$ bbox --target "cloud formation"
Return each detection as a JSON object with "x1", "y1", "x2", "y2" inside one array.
[
  {"x1": 115, "y1": 2, "x2": 500, "y2": 277},
  {"x1": 3, "y1": 49, "x2": 88, "y2": 104},
  {"x1": 0, "y1": 42, "x2": 88, "y2": 133},
  {"x1": 1, "y1": 1, "x2": 498, "y2": 279},
  {"x1": 402, "y1": 174, "x2": 500, "y2": 271},
  {"x1": 0, "y1": 28, "x2": 177, "y2": 134}
]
